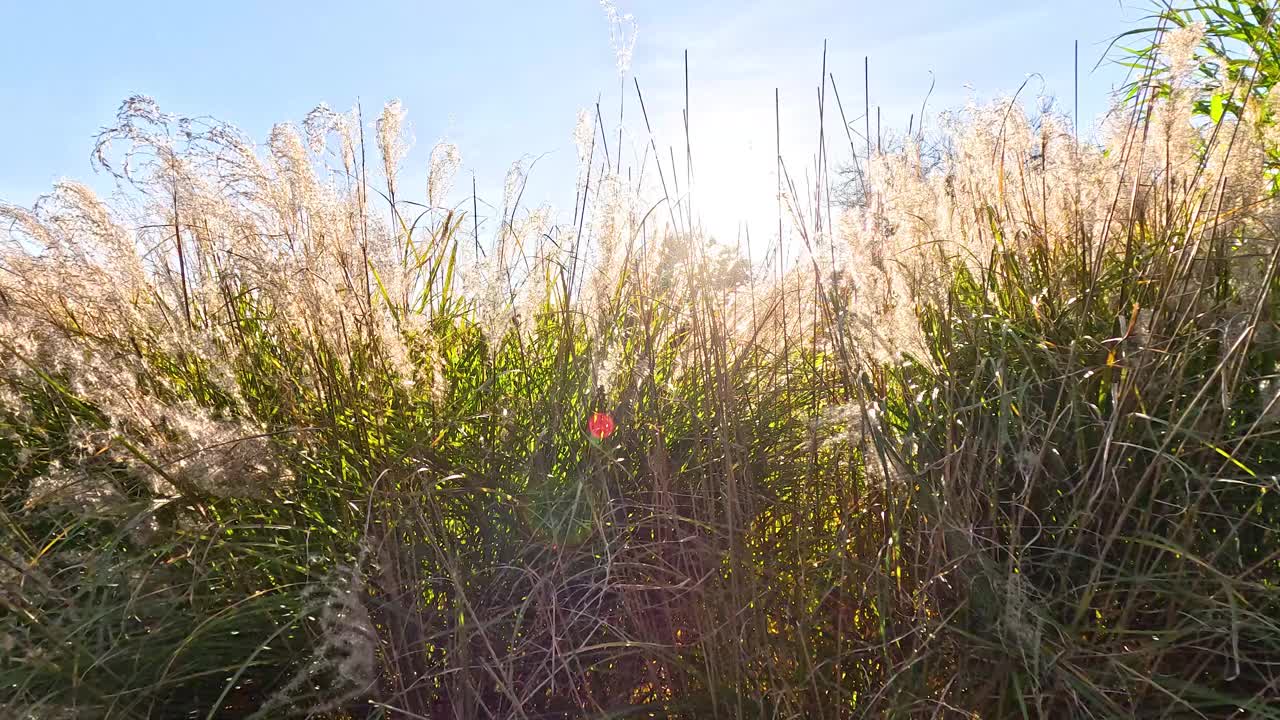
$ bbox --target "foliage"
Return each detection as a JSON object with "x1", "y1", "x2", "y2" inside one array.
[{"x1": 3, "y1": 9, "x2": 1280, "y2": 718}]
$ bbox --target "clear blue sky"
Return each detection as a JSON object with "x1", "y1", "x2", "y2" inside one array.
[{"x1": 1, "y1": 0, "x2": 1145, "y2": 242}]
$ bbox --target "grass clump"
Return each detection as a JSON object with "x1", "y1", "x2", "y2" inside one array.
[{"x1": 3, "y1": 11, "x2": 1280, "y2": 719}]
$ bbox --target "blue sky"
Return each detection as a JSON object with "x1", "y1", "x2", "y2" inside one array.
[{"x1": 1, "y1": 0, "x2": 1145, "y2": 243}]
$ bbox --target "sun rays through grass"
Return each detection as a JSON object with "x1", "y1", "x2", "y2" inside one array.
[{"x1": 4, "y1": 5, "x2": 1280, "y2": 718}]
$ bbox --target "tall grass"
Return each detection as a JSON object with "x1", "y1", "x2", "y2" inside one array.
[{"x1": 3, "y1": 11, "x2": 1280, "y2": 718}]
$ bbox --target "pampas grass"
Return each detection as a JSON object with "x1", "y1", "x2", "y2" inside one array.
[{"x1": 3, "y1": 8, "x2": 1280, "y2": 718}]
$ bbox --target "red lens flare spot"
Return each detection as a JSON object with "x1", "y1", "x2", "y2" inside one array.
[{"x1": 588, "y1": 411, "x2": 616, "y2": 440}]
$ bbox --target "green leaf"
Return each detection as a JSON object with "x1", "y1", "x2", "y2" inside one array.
[{"x1": 1210, "y1": 92, "x2": 1226, "y2": 123}]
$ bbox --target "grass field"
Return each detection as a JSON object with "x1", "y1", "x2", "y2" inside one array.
[{"x1": 3, "y1": 4, "x2": 1280, "y2": 718}]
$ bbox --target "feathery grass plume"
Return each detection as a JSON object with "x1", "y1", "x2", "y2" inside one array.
[
  {"x1": 376, "y1": 99, "x2": 409, "y2": 202},
  {"x1": 250, "y1": 552, "x2": 377, "y2": 719},
  {"x1": 426, "y1": 141, "x2": 461, "y2": 211},
  {"x1": 1161, "y1": 20, "x2": 1206, "y2": 81},
  {"x1": 599, "y1": 0, "x2": 637, "y2": 76}
]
